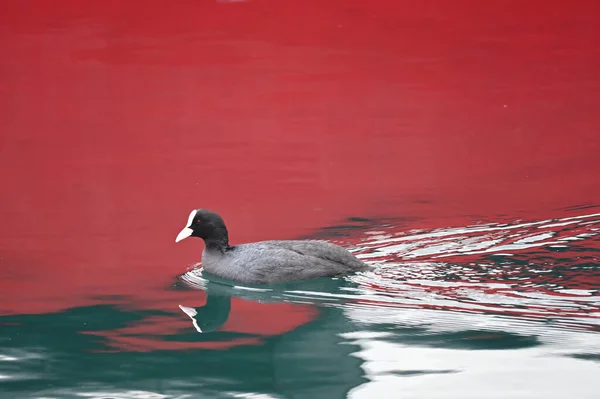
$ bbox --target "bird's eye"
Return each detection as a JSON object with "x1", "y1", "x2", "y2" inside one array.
[{"x1": 196, "y1": 220, "x2": 202, "y2": 224}]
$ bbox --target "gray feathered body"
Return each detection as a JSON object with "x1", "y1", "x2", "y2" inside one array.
[{"x1": 201, "y1": 239, "x2": 372, "y2": 284}]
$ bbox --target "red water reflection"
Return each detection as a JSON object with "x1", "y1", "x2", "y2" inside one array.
[{"x1": 1, "y1": 0, "x2": 600, "y2": 345}]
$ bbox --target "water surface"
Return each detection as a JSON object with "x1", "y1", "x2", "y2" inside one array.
[
  {"x1": 2, "y1": 0, "x2": 600, "y2": 398},
  {"x1": 2, "y1": 211, "x2": 599, "y2": 398}
]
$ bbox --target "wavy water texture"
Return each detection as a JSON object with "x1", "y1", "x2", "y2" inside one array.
[
  {"x1": 349, "y1": 212, "x2": 600, "y2": 329},
  {"x1": 344, "y1": 213, "x2": 598, "y2": 331}
]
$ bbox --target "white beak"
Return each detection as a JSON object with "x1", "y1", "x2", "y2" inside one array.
[{"x1": 175, "y1": 227, "x2": 193, "y2": 243}]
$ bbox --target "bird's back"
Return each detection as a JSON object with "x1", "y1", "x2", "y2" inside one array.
[{"x1": 201, "y1": 239, "x2": 371, "y2": 284}]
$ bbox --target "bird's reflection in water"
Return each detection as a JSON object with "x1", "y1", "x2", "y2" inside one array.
[
  {"x1": 176, "y1": 268, "x2": 370, "y2": 399},
  {"x1": 176, "y1": 271, "x2": 235, "y2": 333},
  {"x1": 176, "y1": 266, "x2": 367, "y2": 334}
]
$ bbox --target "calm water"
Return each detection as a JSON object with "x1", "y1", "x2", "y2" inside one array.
[{"x1": 2, "y1": 0, "x2": 600, "y2": 398}]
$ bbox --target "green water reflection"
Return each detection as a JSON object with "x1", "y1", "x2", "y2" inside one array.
[{"x1": 2, "y1": 274, "x2": 598, "y2": 399}]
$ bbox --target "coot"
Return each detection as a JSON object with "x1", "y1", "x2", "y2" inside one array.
[{"x1": 175, "y1": 209, "x2": 372, "y2": 284}]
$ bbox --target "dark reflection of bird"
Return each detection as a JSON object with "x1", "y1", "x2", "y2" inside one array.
[
  {"x1": 175, "y1": 209, "x2": 373, "y2": 284},
  {"x1": 177, "y1": 272, "x2": 369, "y2": 399},
  {"x1": 178, "y1": 298, "x2": 230, "y2": 334},
  {"x1": 176, "y1": 270, "x2": 358, "y2": 333}
]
